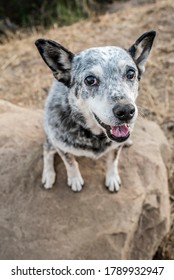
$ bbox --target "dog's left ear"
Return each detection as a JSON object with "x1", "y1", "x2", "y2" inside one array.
[
  {"x1": 35, "y1": 39, "x2": 74, "y2": 87},
  {"x1": 128, "y1": 31, "x2": 156, "y2": 77}
]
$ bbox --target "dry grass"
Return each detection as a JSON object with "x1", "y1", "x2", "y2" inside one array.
[{"x1": 0, "y1": 0, "x2": 174, "y2": 258}]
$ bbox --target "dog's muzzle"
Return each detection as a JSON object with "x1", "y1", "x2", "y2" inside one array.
[{"x1": 94, "y1": 114, "x2": 130, "y2": 143}]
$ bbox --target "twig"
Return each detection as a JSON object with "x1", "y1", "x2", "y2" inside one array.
[{"x1": 1, "y1": 54, "x2": 18, "y2": 71}]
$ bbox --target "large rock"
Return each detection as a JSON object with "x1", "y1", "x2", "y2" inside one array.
[{"x1": 0, "y1": 100, "x2": 171, "y2": 259}]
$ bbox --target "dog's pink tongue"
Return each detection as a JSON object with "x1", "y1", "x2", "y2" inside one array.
[{"x1": 111, "y1": 124, "x2": 129, "y2": 138}]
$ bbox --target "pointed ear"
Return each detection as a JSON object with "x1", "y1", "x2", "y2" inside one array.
[
  {"x1": 128, "y1": 31, "x2": 156, "y2": 77},
  {"x1": 35, "y1": 39, "x2": 74, "y2": 87}
]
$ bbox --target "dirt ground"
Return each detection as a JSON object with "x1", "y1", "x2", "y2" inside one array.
[{"x1": 0, "y1": 0, "x2": 173, "y2": 259}]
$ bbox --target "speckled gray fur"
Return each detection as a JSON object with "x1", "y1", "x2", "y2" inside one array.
[{"x1": 35, "y1": 31, "x2": 156, "y2": 192}]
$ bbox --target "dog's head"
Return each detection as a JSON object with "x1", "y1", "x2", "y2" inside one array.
[{"x1": 35, "y1": 31, "x2": 156, "y2": 143}]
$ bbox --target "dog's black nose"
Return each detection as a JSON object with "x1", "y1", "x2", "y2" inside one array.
[{"x1": 113, "y1": 103, "x2": 135, "y2": 121}]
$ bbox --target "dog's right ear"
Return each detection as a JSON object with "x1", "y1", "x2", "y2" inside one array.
[
  {"x1": 35, "y1": 39, "x2": 74, "y2": 87},
  {"x1": 128, "y1": 31, "x2": 156, "y2": 78}
]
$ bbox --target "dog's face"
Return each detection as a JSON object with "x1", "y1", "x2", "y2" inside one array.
[
  {"x1": 70, "y1": 46, "x2": 139, "y2": 142},
  {"x1": 35, "y1": 31, "x2": 156, "y2": 143}
]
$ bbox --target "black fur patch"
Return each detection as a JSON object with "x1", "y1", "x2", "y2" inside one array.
[
  {"x1": 35, "y1": 39, "x2": 74, "y2": 87},
  {"x1": 59, "y1": 129, "x2": 112, "y2": 154}
]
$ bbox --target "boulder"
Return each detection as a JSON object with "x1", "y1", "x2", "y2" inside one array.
[{"x1": 0, "y1": 99, "x2": 171, "y2": 259}]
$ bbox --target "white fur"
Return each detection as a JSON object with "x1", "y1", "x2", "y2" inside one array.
[
  {"x1": 42, "y1": 149, "x2": 56, "y2": 189},
  {"x1": 105, "y1": 147, "x2": 122, "y2": 192}
]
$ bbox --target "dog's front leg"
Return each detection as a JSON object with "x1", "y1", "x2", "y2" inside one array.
[
  {"x1": 42, "y1": 139, "x2": 56, "y2": 189},
  {"x1": 105, "y1": 146, "x2": 123, "y2": 192},
  {"x1": 57, "y1": 148, "x2": 84, "y2": 192}
]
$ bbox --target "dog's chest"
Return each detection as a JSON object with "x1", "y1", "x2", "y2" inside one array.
[{"x1": 59, "y1": 126, "x2": 113, "y2": 156}]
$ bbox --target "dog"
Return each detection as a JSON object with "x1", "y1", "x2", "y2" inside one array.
[{"x1": 35, "y1": 30, "x2": 156, "y2": 192}]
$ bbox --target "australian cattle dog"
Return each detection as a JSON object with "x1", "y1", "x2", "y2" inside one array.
[{"x1": 35, "y1": 31, "x2": 156, "y2": 192}]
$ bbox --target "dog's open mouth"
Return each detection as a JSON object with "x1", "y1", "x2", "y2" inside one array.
[{"x1": 94, "y1": 114, "x2": 130, "y2": 143}]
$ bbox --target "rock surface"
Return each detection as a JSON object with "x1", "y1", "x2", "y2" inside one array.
[{"x1": 0, "y1": 100, "x2": 171, "y2": 260}]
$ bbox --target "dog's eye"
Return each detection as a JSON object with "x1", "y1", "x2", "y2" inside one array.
[
  {"x1": 84, "y1": 76, "x2": 98, "y2": 86},
  {"x1": 126, "y1": 69, "x2": 135, "y2": 80}
]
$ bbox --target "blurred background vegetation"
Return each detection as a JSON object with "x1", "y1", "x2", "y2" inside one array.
[{"x1": 0, "y1": 0, "x2": 120, "y2": 29}]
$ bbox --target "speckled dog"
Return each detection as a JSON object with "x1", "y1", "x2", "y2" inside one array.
[{"x1": 35, "y1": 31, "x2": 156, "y2": 192}]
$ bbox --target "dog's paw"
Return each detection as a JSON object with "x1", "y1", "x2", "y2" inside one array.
[
  {"x1": 68, "y1": 175, "x2": 84, "y2": 192},
  {"x1": 105, "y1": 173, "x2": 121, "y2": 192},
  {"x1": 42, "y1": 170, "x2": 56, "y2": 189}
]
